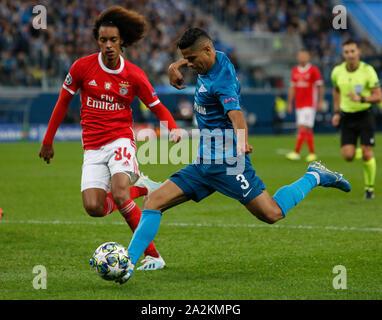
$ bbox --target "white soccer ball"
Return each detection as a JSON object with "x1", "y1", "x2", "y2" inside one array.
[{"x1": 89, "y1": 242, "x2": 130, "y2": 281}]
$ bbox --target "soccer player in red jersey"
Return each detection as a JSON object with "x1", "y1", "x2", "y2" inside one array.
[
  {"x1": 39, "y1": 6, "x2": 182, "y2": 271},
  {"x1": 286, "y1": 49, "x2": 324, "y2": 162}
]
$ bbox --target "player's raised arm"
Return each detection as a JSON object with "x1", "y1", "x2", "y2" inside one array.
[
  {"x1": 135, "y1": 69, "x2": 182, "y2": 143},
  {"x1": 39, "y1": 87, "x2": 74, "y2": 164},
  {"x1": 168, "y1": 59, "x2": 188, "y2": 90}
]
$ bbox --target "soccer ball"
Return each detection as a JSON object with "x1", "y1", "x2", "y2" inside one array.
[{"x1": 89, "y1": 242, "x2": 130, "y2": 281}]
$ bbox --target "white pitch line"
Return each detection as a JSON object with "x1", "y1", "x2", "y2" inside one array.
[
  {"x1": 275, "y1": 148, "x2": 291, "y2": 155},
  {"x1": 1, "y1": 219, "x2": 382, "y2": 233}
]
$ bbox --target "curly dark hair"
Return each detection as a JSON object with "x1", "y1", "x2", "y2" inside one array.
[
  {"x1": 93, "y1": 6, "x2": 148, "y2": 47},
  {"x1": 177, "y1": 28, "x2": 212, "y2": 50}
]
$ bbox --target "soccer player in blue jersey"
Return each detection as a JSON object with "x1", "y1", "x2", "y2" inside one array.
[{"x1": 117, "y1": 28, "x2": 351, "y2": 284}]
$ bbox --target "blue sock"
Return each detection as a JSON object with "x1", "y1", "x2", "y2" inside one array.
[
  {"x1": 127, "y1": 209, "x2": 162, "y2": 266},
  {"x1": 273, "y1": 173, "x2": 318, "y2": 217}
]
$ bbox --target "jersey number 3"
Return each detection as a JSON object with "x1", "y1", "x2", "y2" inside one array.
[{"x1": 236, "y1": 174, "x2": 249, "y2": 190}]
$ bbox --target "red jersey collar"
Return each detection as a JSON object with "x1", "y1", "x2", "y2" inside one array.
[
  {"x1": 297, "y1": 63, "x2": 312, "y2": 73},
  {"x1": 98, "y1": 52, "x2": 124, "y2": 74}
]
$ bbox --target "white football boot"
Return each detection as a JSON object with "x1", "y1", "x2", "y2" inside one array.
[
  {"x1": 137, "y1": 255, "x2": 166, "y2": 271},
  {"x1": 135, "y1": 173, "x2": 162, "y2": 194}
]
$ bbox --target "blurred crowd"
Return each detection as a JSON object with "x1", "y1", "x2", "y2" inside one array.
[
  {"x1": 0, "y1": 0, "x2": 222, "y2": 87},
  {"x1": 193, "y1": 0, "x2": 380, "y2": 87},
  {"x1": 0, "y1": 0, "x2": 380, "y2": 88}
]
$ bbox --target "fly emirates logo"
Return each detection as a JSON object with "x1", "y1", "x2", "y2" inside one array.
[{"x1": 86, "y1": 94, "x2": 126, "y2": 111}]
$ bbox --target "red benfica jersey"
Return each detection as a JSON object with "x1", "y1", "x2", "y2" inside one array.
[
  {"x1": 62, "y1": 52, "x2": 160, "y2": 149},
  {"x1": 290, "y1": 64, "x2": 323, "y2": 109}
]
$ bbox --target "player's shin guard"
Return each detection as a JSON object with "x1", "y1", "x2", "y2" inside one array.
[
  {"x1": 273, "y1": 173, "x2": 318, "y2": 217},
  {"x1": 127, "y1": 209, "x2": 162, "y2": 266}
]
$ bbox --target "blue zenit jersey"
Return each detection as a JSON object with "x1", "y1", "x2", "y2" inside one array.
[{"x1": 193, "y1": 51, "x2": 242, "y2": 160}]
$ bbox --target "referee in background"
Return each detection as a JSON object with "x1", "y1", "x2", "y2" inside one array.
[{"x1": 331, "y1": 39, "x2": 382, "y2": 199}]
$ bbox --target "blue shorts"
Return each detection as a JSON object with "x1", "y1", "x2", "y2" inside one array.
[{"x1": 169, "y1": 155, "x2": 266, "y2": 205}]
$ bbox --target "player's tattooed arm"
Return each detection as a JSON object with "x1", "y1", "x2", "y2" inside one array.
[
  {"x1": 227, "y1": 110, "x2": 253, "y2": 155},
  {"x1": 168, "y1": 59, "x2": 188, "y2": 90}
]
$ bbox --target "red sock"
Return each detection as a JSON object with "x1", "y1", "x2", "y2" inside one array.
[
  {"x1": 295, "y1": 128, "x2": 305, "y2": 153},
  {"x1": 103, "y1": 193, "x2": 117, "y2": 216},
  {"x1": 118, "y1": 200, "x2": 159, "y2": 258},
  {"x1": 103, "y1": 186, "x2": 147, "y2": 217},
  {"x1": 306, "y1": 130, "x2": 315, "y2": 153},
  {"x1": 129, "y1": 186, "x2": 148, "y2": 200}
]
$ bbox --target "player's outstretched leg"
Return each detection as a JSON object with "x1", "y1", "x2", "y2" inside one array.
[
  {"x1": 248, "y1": 161, "x2": 351, "y2": 222},
  {"x1": 117, "y1": 209, "x2": 163, "y2": 284},
  {"x1": 273, "y1": 161, "x2": 351, "y2": 217},
  {"x1": 118, "y1": 180, "x2": 189, "y2": 284},
  {"x1": 110, "y1": 173, "x2": 165, "y2": 271},
  {"x1": 307, "y1": 161, "x2": 351, "y2": 191}
]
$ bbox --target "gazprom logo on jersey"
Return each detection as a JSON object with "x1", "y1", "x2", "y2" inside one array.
[
  {"x1": 86, "y1": 96, "x2": 126, "y2": 111},
  {"x1": 193, "y1": 102, "x2": 207, "y2": 115}
]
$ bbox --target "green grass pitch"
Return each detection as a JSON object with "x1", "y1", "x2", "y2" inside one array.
[{"x1": 0, "y1": 133, "x2": 381, "y2": 300}]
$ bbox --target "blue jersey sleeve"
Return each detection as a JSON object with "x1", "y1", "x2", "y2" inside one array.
[{"x1": 213, "y1": 66, "x2": 242, "y2": 114}]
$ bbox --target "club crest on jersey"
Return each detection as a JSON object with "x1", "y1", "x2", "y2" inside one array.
[
  {"x1": 199, "y1": 84, "x2": 207, "y2": 93},
  {"x1": 119, "y1": 81, "x2": 130, "y2": 95},
  {"x1": 64, "y1": 73, "x2": 72, "y2": 86},
  {"x1": 104, "y1": 82, "x2": 112, "y2": 90}
]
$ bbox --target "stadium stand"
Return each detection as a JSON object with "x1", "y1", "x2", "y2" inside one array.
[
  {"x1": 0, "y1": 0, "x2": 381, "y2": 90},
  {"x1": 0, "y1": 0, "x2": 382, "y2": 141},
  {"x1": 0, "y1": 0, "x2": 224, "y2": 88},
  {"x1": 192, "y1": 0, "x2": 381, "y2": 87},
  {"x1": 0, "y1": 0, "x2": 382, "y2": 88},
  {"x1": 343, "y1": 0, "x2": 382, "y2": 48}
]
